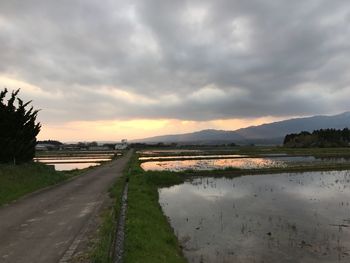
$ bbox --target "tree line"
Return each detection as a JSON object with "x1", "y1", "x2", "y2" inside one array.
[
  {"x1": 37, "y1": 140, "x2": 63, "y2": 146},
  {"x1": 0, "y1": 89, "x2": 41, "y2": 164},
  {"x1": 284, "y1": 128, "x2": 350, "y2": 147}
]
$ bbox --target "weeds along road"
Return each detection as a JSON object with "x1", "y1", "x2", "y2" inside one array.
[{"x1": 0, "y1": 150, "x2": 132, "y2": 263}]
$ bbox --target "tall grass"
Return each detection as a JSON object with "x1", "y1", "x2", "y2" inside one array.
[{"x1": 0, "y1": 162, "x2": 68, "y2": 206}]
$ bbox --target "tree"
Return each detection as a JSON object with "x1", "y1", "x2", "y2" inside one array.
[
  {"x1": 0, "y1": 88, "x2": 41, "y2": 164},
  {"x1": 37, "y1": 140, "x2": 63, "y2": 146},
  {"x1": 284, "y1": 128, "x2": 350, "y2": 148},
  {"x1": 88, "y1": 141, "x2": 98, "y2": 147}
]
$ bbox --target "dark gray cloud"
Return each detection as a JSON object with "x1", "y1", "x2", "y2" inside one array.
[{"x1": 1, "y1": 0, "x2": 350, "y2": 122}]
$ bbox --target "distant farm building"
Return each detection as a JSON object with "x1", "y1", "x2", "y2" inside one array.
[{"x1": 115, "y1": 139, "x2": 128, "y2": 150}]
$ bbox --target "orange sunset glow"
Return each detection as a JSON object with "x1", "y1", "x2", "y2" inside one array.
[
  {"x1": 38, "y1": 117, "x2": 282, "y2": 142},
  {"x1": 1, "y1": 0, "x2": 349, "y2": 143}
]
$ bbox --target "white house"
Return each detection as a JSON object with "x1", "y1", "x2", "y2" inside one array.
[{"x1": 115, "y1": 139, "x2": 128, "y2": 150}]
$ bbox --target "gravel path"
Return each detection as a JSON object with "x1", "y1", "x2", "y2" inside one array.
[{"x1": 0, "y1": 150, "x2": 132, "y2": 263}]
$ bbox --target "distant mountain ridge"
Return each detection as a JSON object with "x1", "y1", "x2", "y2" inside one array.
[
  {"x1": 134, "y1": 112, "x2": 350, "y2": 145},
  {"x1": 135, "y1": 129, "x2": 245, "y2": 144}
]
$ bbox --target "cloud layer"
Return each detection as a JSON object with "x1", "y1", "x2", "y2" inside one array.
[{"x1": 1, "y1": 0, "x2": 350, "y2": 123}]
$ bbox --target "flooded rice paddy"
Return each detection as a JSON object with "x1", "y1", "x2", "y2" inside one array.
[
  {"x1": 141, "y1": 156, "x2": 350, "y2": 172},
  {"x1": 52, "y1": 162, "x2": 100, "y2": 171},
  {"x1": 159, "y1": 171, "x2": 350, "y2": 262},
  {"x1": 141, "y1": 157, "x2": 286, "y2": 171},
  {"x1": 139, "y1": 154, "x2": 245, "y2": 161},
  {"x1": 34, "y1": 158, "x2": 111, "y2": 163},
  {"x1": 140, "y1": 156, "x2": 344, "y2": 171},
  {"x1": 138, "y1": 149, "x2": 203, "y2": 155},
  {"x1": 34, "y1": 153, "x2": 117, "y2": 171}
]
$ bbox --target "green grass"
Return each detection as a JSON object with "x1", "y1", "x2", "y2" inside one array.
[
  {"x1": 0, "y1": 162, "x2": 69, "y2": 206},
  {"x1": 0, "y1": 160, "x2": 102, "y2": 207},
  {"x1": 124, "y1": 158, "x2": 186, "y2": 263},
  {"x1": 90, "y1": 152, "x2": 131, "y2": 263},
  {"x1": 90, "y1": 174, "x2": 128, "y2": 263},
  {"x1": 90, "y1": 154, "x2": 186, "y2": 263}
]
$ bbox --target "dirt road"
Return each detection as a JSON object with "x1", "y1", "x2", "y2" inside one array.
[{"x1": 0, "y1": 150, "x2": 132, "y2": 263}]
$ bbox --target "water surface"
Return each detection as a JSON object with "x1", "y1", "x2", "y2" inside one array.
[
  {"x1": 139, "y1": 154, "x2": 245, "y2": 161},
  {"x1": 142, "y1": 158, "x2": 287, "y2": 171},
  {"x1": 34, "y1": 156, "x2": 111, "y2": 171},
  {"x1": 34, "y1": 154, "x2": 115, "y2": 160},
  {"x1": 35, "y1": 158, "x2": 111, "y2": 163},
  {"x1": 159, "y1": 171, "x2": 350, "y2": 262},
  {"x1": 142, "y1": 156, "x2": 349, "y2": 171},
  {"x1": 53, "y1": 162, "x2": 100, "y2": 171}
]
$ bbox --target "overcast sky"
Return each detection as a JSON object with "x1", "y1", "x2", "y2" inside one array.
[{"x1": 1, "y1": 0, "x2": 350, "y2": 141}]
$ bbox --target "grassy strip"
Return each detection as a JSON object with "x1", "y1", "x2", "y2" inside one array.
[
  {"x1": 90, "y1": 175, "x2": 127, "y2": 263},
  {"x1": 124, "y1": 157, "x2": 186, "y2": 263},
  {"x1": 90, "y1": 154, "x2": 186, "y2": 263},
  {"x1": 0, "y1": 162, "x2": 72, "y2": 206},
  {"x1": 89, "y1": 156, "x2": 131, "y2": 263},
  {"x1": 181, "y1": 162, "x2": 350, "y2": 178},
  {"x1": 0, "y1": 159, "x2": 106, "y2": 207}
]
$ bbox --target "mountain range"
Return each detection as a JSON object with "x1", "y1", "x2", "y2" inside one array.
[{"x1": 134, "y1": 112, "x2": 350, "y2": 145}]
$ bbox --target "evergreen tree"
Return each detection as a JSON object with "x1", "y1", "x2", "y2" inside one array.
[
  {"x1": 0, "y1": 88, "x2": 41, "y2": 164},
  {"x1": 284, "y1": 128, "x2": 350, "y2": 148}
]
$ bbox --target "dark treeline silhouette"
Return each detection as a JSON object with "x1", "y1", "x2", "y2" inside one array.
[
  {"x1": 37, "y1": 140, "x2": 63, "y2": 146},
  {"x1": 0, "y1": 89, "x2": 41, "y2": 164},
  {"x1": 284, "y1": 128, "x2": 350, "y2": 147}
]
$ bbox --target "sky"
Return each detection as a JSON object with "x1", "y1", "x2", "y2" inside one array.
[{"x1": 1, "y1": 0, "x2": 350, "y2": 142}]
